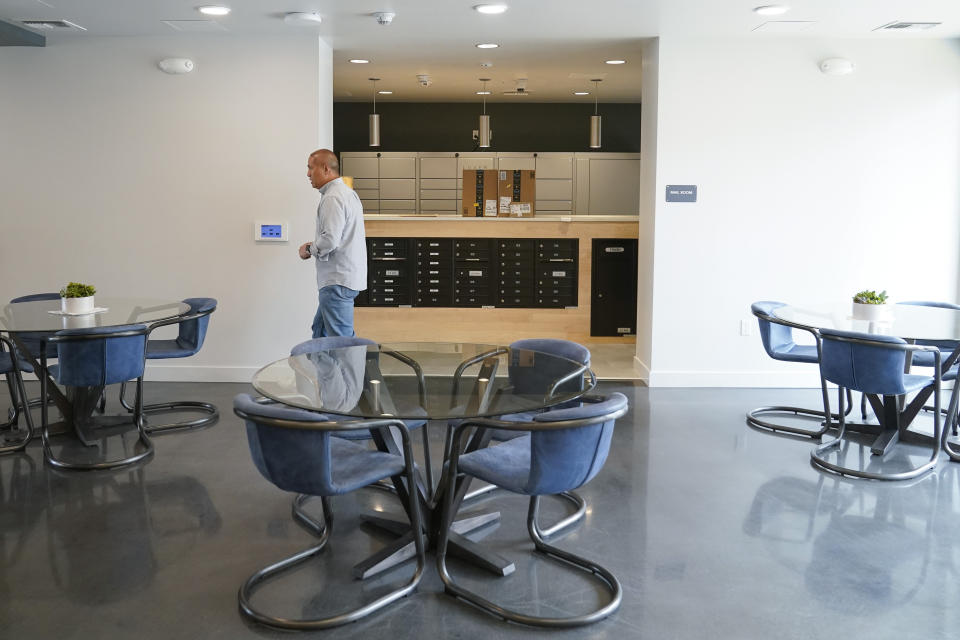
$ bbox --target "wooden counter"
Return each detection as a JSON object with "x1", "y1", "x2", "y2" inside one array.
[{"x1": 356, "y1": 217, "x2": 640, "y2": 344}]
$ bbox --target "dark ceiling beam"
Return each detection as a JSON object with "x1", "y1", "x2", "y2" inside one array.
[{"x1": 0, "y1": 20, "x2": 45, "y2": 47}]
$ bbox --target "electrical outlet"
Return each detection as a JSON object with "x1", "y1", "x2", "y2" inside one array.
[{"x1": 740, "y1": 319, "x2": 752, "y2": 337}]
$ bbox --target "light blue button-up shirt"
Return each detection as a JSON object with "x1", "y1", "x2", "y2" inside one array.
[{"x1": 310, "y1": 177, "x2": 367, "y2": 291}]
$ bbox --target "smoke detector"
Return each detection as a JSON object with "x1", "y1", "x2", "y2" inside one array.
[
  {"x1": 480, "y1": 62, "x2": 494, "y2": 68},
  {"x1": 416, "y1": 74, "x2": 432, "y2": 87},
  {"x1": 373, "y1": 11, "x2": 395, "y2": 25}
]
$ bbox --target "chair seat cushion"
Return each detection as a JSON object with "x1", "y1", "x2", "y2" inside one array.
[
  {"x1": 901, "y1": 374, "x2": 936, "y2": 395},
  {"x1": 459, "y1": 436, "x2": 533, "y2": 495},
  {"x1": 328, "y1": 438, "x2": 406, "y2": 494},
  {"x1": 146, "y1": 339, "x2": 196, "y2": 360},
  {"x1": 772, "y1": 343, "x2": 818, "y2": 364},
  {"x1": 0, "y1": 352, "x2": 33, "y2": 374}
]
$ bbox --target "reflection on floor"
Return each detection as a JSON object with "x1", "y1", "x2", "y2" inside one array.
[{"x1": 2, "y1": 383, "x2": 959, "y2": 638}]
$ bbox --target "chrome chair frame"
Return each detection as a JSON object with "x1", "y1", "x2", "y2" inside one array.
[
  {"x1": 437, "y1": 399, "x2": 626, "y2": 628},
  {"x1": 811, "y1": 335, "x2": 942, "y2": 481},
  {"x1": 232, "y1": 406, "x2": 425, "y2": 631},
  {"x1": 747, "y1": 305, "x2": 850, "y2": 438},
  {"x1": 41, "y1": 326, "x2": 154, "y2": 471},
  {"x1": 118, "y1": 304, "x2": 218, "y2": 434},
  {"x1": 0, "y1": 334, "x2": 35, "y2": 454}
]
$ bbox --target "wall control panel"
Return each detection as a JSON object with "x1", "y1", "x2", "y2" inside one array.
[{"x1": 255, "y1": 221, "x2": 288, "y2": 242}]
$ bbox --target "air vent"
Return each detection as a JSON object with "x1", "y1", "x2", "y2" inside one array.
[
  {"x1": 502, "y1": 87, "x2": 533, "y2": 96},
  {"x1": 20, "y1": 19, "x2": 86, "y2": 31},
  {"x1": 875, "y1": 21, "x2": 941, "y2": 31}
]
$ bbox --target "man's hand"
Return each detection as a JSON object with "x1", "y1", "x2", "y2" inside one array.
[{"x1": 299, "y1": 242, "x2": 312, "y2": 260}]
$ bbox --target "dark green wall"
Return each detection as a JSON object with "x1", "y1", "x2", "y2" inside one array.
[{"x1": 333, "y1": 102, "x2": 641, "y2": 153}]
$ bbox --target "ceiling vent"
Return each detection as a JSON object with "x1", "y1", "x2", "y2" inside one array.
[
  {"x1": 875, "y1": 21, "x2": 941, "y2": 31},
  {"x1": 20, "y1": 19, "x2": 86, "y2": 31},
  {"x1": 503, "y1": 79, "x2": 533, "y2": 96},
  {"x1": 162, "y1": 20, "x2": 227, "y2": 32}
]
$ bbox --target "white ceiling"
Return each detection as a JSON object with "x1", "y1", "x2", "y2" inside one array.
[{"x1": 3, "y1": 0, "x2": 959, "y2": 102}]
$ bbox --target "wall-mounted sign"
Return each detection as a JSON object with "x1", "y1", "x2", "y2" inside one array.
[{"x1": 666, "y1": 185, "x2": 697, "y2": 203}]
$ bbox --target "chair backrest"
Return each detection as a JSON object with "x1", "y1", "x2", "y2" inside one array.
[
  {"x1": 819, "y1": 328, "x2": 912, "y2": 396},
  {"x1": 897, "y1": 301, "x2": 960, "y2": 350},
  {"x1": 508, "y1": 338, "x2": 590, "y2": 397},
  {"x1": 290, "y1": 336, "x2": 376, "y2": 356},
  {"x1": 523, "y1": 392, "x2": 628, "y2": 495},
  {"x1": 751, "y1": 301, "x2": 800, "y2": 361},
  {"x1": 54, "y1": 324, "x2": 148, "y2": 387},
  {"x1": 233, "y1": 394, "x2": 337, "y2": 495},
  {"x1": 174, "y1": 298, "x2": 217, "y2": 354},
  {"x1": 10, "y1": 292, "x2": 60, "y2": 303}
]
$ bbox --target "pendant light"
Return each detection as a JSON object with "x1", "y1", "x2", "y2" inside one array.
[
  {"x1": 477, "y1": 78, "x2": 491, "y2": 148},
  {"x1": 589, "y1": 79, "x2": 602, "y2": 149},
  {"x1": 369, "y1": 77, "x2": 381, "y2": 147}
]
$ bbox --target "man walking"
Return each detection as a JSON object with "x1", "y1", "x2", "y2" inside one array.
[{"x1": 299, "y1": 149, "x2": 367, "y2": 338}]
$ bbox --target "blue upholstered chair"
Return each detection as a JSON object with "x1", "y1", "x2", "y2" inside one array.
[
  {"x1": 119, "y1": 298, "x2": 218, "y2": 433},
  {"x1": 748, "y1": 301, "x2": 850, "y2": 438},
  {"x1": 233, "y1": 393, "x2": 425, "y2": 630},
  {"x1": 7, "y1": 293, "x2": 61, "y2": 419},
  {"x1": 459, "y1": 338, "x2": 593, "y2": 537},
  {"x1": 811, "y1": 328, "x2": 943, "y2": 481},
  {"x1": 0, "y1": 334, "x2": 35, "y2": 454},
  {"x1": 437, "y1": 392, "x2": 628, "y2": 627},
  {"x1": 43, "y1": 324, "x2": 154, "y2": 471}
]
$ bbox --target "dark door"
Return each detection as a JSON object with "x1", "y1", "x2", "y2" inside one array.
[{"x1": 591, "y1": 238, "x2": 638, "y2": 336}]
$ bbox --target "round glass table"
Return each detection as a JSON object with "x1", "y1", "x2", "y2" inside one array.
[
  {"x1": 252, "y1": 342, "x2": 596, "y2": 421},
  {"x1": 251, "y1": 340, "x2": 597, "y2": 580},
  {"x1": 773, "y1": 302, "x2": 960, "y2": 342},
  {"x1": 1, "y1": 297, "x2": 190, "y2": 334}
]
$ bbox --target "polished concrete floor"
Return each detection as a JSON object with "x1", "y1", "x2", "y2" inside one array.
[{"x1": 2, "y1": 383, "x2": 959, "y2": 638}]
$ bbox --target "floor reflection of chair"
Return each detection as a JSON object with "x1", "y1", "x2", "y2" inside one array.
[
  {"x1": 0, "y1": 455, "x2": 42, "y2": 568},
  {"x1": 0, "y1": 334, "x2": 35, "y2": 455}
]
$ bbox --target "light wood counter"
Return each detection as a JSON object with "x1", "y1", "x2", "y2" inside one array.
[{"x1": 356, "y1": 217, "x2": 640, "y2": 344}]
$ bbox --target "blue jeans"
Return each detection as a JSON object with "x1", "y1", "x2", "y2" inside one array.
[{"x1": 312, "y1": 285, "x2": 359, "y2": 338}]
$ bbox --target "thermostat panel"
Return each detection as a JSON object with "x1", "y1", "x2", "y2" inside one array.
[{"x1": 255, "y1": 221, "x2": 288, "y2": 242}]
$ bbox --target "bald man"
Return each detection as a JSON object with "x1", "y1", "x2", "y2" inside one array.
[{"x1": 299, "y1": 149, "x2": 367, "y2": 338}]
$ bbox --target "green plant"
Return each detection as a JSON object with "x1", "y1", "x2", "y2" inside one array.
[
  {"x1": 60, "y1": 282, "x2": 96, "y2": 298},
  {"x1": 852, "y1": 289, "x2": 888, "y2": 305}
]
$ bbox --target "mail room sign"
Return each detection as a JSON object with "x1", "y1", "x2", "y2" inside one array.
[{"x1": 665, "y1": 185, "x2": 697, "y2": 203}]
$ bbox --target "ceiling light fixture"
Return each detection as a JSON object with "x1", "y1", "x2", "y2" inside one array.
[
  {"x1": 349, "y1": 59, "x2": 370, "y2": 64},
  {"x1": 589, "y1": 79, "x2": 602, "y2": 149},
  {"x1": 369, "y1": 78, "x2": 381, "y2": 147},
  {"x1": 476, "y1": 43, "x2": 499, "y2": 49},
  {"x1": 283, "y1": 12, "x2": 322, "y2": 25},
  {"x1": 197, "y1": 5, "x2": 230, "y2": 16},
  {"x1": 474, "y1": 4, "x2": 508, "y2": 14},
  {"x1": 378, "y1": 90, "x2": 393, "y2": 94},
  {"x1": 604, "y1": 59, "x2": 625, "y2": 65},
  {"x1": 753, "y1": 5, "x2": 789, "y2": 16},
  {"x1": 574, "y1": 91, "x2": 590, "y2": 95},
  {"x1": 477, "y1": 78, "x2": 492, "y2": 148}
]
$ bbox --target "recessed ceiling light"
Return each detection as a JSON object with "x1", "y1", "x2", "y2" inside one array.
[
  {"x1": 474, "y1": 4, "x2": 508, "y2": 14},
  {"x1": 349, "y1": 59, "x2": 370, "y2": 64},
  {"x1": 476, "y1": 43, "x2": 499, "y2": 49},
  {"x1": 574, "y1": 91, "x2": 590, "y2": 95},
  {"x1": 476, "y1": 90, "x2": 491, "y2": 95},
  {"x1": 378, "y1": 90, "x2": 393, "y2": 94},
  {"x1": 197, "y1": 5, "x2": 230, "y2": 16},
  {"x1": 753, "y1": 5, "x2": 789, "y2": 16},
  {"x1": 604, "y1": 59, "x2": 625, "y2": 65}
]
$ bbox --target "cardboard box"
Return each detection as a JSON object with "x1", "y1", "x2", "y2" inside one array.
[
  {"x1": 462, "y1": 169, "x2": 499, "y2": 217},
  {"x1": 497, "y1": 169, "x2": 536, "y2": 217}
]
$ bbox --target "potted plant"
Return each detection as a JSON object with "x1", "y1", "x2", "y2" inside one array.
[
  {"x1": 852, "y1": 289, "x2": 889, "y2": 321},
  {"x1": 60, "y1": 282, "x2": 97, "y2": 314}
]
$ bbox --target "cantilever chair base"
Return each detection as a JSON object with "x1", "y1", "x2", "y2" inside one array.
[
  {"x1": 0, "y1": 356, "x2": 35, "y2": 455},
  {"x1": 747, "y1": 389, "x2": 853, "y2": 438},
  {"x1": 119, "y1": 382, "x2": 219, "y2": 434},
  {"x1": 438, "y1": 495, "x2": 621, "y2": 628},
  {"x1": 239, "y1": 491, "x2": 423, "y2": 631}
]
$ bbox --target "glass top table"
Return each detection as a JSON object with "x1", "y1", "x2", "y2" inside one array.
[
  {"x1": 1, "y1": 297, "x2": 190, "y2": 333},
  {"x1": 252, "y1": 342, "x2": 596, "y2": 421},
  {"x1": 773, "y1": 302, "x2": 960, "y2": 342}
]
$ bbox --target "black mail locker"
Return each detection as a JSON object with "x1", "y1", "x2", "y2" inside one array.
[
  {"x1": 537, "y1": 239, "x2": 577, "y2": 262},
  {"x1": 370, "y1": 285, "x2": 408, "y2": 297},
  {"x1": 536, "y1": 264, "x2": 575, "y2": 282},
  {"x1": 591, "y1": 238, "x2": 638, "y2": 336},
  {"x1": 455, "y1": 238, "x2": 493, "y2": 262},
  {"x1": 369, "y1": 238, "x2": 409, "y2": 260},
  {"x1": 369, "y1": 293, "x2": 408, "y2": 306},
  {"x1": 454, "y1": 294, "x2": 492, "y2": 307},
  {"x1": 455, "y1": 266, "x2": 489, "y2": 285},
  {"x1": 498, "y1": 295, "x2": 535, "y2": 307}
]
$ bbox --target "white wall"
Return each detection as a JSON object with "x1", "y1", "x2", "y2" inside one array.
[
  {"x1": 635, "y1": 38, "x2": 659, "y2": 381},
  {"x1": 0, "y1": 35, "x2": 334, "y2": 382},
  {"x1": 641, "y1": 37, "x2": 960, "y2": 387}
]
